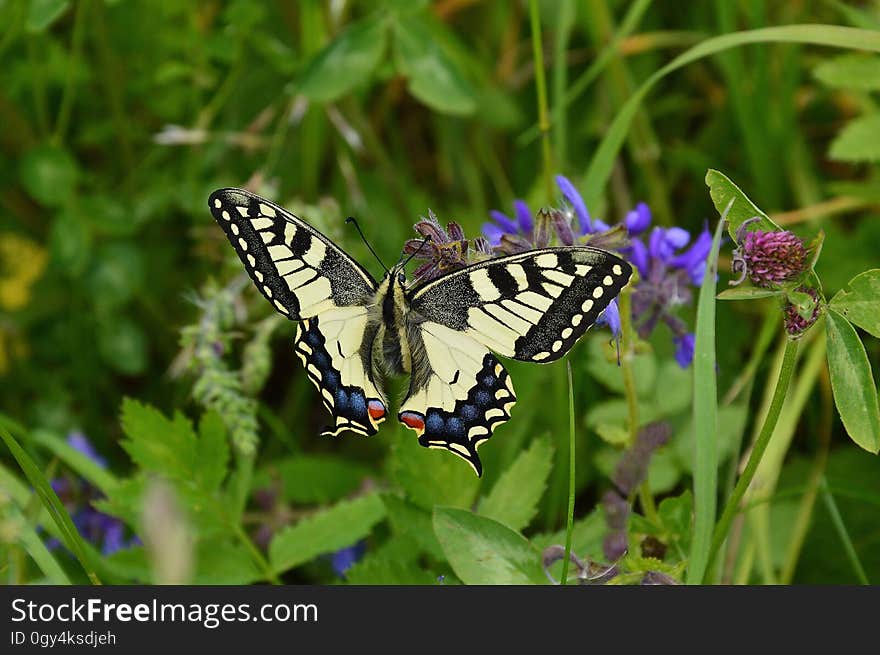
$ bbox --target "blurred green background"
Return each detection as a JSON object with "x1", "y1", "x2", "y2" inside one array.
[{"x1": 1, "y1": 1, "x2": 879, "y2": 584}]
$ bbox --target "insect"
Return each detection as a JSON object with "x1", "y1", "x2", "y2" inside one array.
[{"x1": 209, "y1": 188, "x2": 632, "y2": 476}]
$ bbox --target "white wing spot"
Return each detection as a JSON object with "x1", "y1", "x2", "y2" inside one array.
[
  {"x1": 254, "y1": 270, "x2": 263, "y2": 283},
  {"x1": 561, "y1": 327, "x2": 573, "y2": 339},
  {"x1": 259, "y1": 204, "x2": 277, "y2": 217},
  {"x1": 495, "y1": 388, "x2": 510, "y2": 400},
  {"x1": 251, "y1": 216, "x2": 273, "y2": 230},
  {"x1": 536, "y1": 253, "x2": 558, "y2": 268},
  {"x1": 238, "y1": 237, "x2": 248, "y2": 251},
  {"x1": 247, "y1": 254, "x2": 256, "y2": 267},
  {"x1": 613, "y1": 264, "x2": 623, "y2": 276},
  {"x1": 273, "y1": 299, "x2": 288, "y2": 314},
  {"x1": 603, "y1": 275, "x2": 613, "y2": 285},
  {"x1": 592, "y1": 286, "x2": 604, "y2": 299},
  {"x1": 469, "y1": 268, "x2": 501, "y2": 302},
  {"x1": 221, "y1": 211, "x2": 231, "y2": 221},
  {"x1": 533, "y1": 351, "x2": 550, "y2": 361},
  {"x1": 230, "y1": 223, "x2": 239, "y2": 236},
  {"x1": 263, "y1": 285, "x2": 273, "y2": 298},
  {"x1": 542, "y1": 283, "x2": 564, "y2": 298},
  {"x1": 485, "y1": 408, "x2": 505, "y2": 420},
  {"x1": 213, "y1": 198, "x2": 222, "y2": 209},
  {"x1": 582, "y1": 299, "x2": 594, "y2": 312},
  {"x1": 552, "y1": 340, "x2": 563, "y2": 352},
  {"x1": 544, "y1": 269, "x2": 574, "y2": 286},
  {"x1": 261, "y1": 231, "x2": 274, "y2": 244},
  {"x1": 236, "y1": 206, "x2": 249, "y2": 217},
  {"x1": 575, "y1": 264, "x2": 591, "y2": 276},
  {"x1": 572, "y1": 314, "x2": 583, "y2": 326}
]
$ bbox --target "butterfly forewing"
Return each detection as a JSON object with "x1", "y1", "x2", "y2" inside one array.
[
  {"x1": 408, "y1": 247, "x2": 633, "y2": 362},
  {"x1": 209, "y1": 188, "x2": 387, "y2": 436}
]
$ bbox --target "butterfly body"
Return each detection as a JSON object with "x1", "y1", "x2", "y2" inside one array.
[{"x1": 209, "y1": 188, "x2": 632, "y2": 475}]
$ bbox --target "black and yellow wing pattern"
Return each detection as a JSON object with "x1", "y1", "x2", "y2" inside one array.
[
  {"x1": 209, "y1": 188, "x2": 388, "y2": 437},
  {"x1": 400, "y1": 247, "x2": 632, "y2": 474}
]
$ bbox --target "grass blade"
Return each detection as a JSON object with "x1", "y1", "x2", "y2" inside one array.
[
  {"x1": 0, "y1": 423, "x2": 102, "y2": 584},
  {"x1": 7, "y1": 500, "x2": 72, "y2": 584},
  {"x1": 820, "y1": 477, "x2": 870, "y2": 584},
  {"x1": 582, "y1": 25, "x2": 880, "y2": 210},
  {"x1": 686, "y1": 209, "x2": 727, "y2": 584}
]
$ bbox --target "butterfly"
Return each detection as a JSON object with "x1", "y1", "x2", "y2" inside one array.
[{"x1": 209, "y1": 188, "x2": 632, "y2": 476}]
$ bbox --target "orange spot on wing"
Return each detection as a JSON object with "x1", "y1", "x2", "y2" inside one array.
[
  {"x1": 398, "y1": 411, "x2": 425, "y2": 431},
  {"x1": 367, "y1": 399, "x2": 386, "y2": 421}
]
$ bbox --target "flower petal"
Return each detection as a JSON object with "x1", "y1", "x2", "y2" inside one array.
[
  {"x1": 489, "y1": 210, "x2": 517, "y2": 234},
  {"x1": 596, "y1": 298, "x2": 622, "y2": 337},
  {"x1": 628, "y1": 238, "x2": 649, "y2": 277},
  {"x1": 555, "y1": 175, "x2": 591, "y2": 233},
  {"x1": 673, "y1": 333, "x2": 696, "y2": 368},
  {"x1": 482, "y1": 222, "x2": 505, "y2": 246},
  {"x1": 514, "y1": 200, "x2": 533, "y2": 234},
  {"x1": 625, "y1": 202, "x2": 652, "y2": 235}
]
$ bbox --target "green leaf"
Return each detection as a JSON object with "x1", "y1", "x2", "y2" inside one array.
[
  {"x1": 382, "y1": 493, "x2": 445, "y2": 561},
  {"x1": 196, "y1": 412, "x2": 229, "y2": 492},
  {"x1": 256, "y1": 455, "x2": 370, "y2": 505},
  {"x1": 392, "y1": 15, "x2": 476, "y2": 115},
  {"x1": 26, "y1": 0, "x2": 70, "y2": 33},
  {"x1": 582, "y1": 25, "x2": 880, "y2": 210},
  {"x1": 194, "y1": 541, "x2": 260, "y2": 584},
  {"x1": 594, "y1": 423, "x2": 631, "y2": 446},
  {"x1": 830, "y1": 269, "x2": 880, "y2": 338},
  {"x1": 687, "y1": 216, "x2": 726, "y2": 584},
  {"x1": 658, "y1": 490, "x2": 693, "y2": 554},
  {"x1": 531, "y1": 509, "x2": 606, "y2": 558},
  {"x1": 716, "y1": 286, "x2": 783, "y2": 301},
  {"x1": 345, "y1": 541, "x2": 437, "y2": 585},
  {"x1": 705, "y1": 169, "x2": 780, "y2": 241},
  {"x1": 0, "y1": 424, "x2": 101, "y2": 584},
  {"x1": 120, "y1": 399, "x2": 198, "y2": 481},
  {"x1": 269, "y1": 494, "x2": 386, "y2": 573},
  {"x1": 390, "y1": 427, "x2": 480, "y2": 510},
  {"x1": 814, "y1": 54, "x2": 880, "y2": 91},
  {"x1": 825, "y1": 309, "x2": 880, "y2": 453},
  {"x1": 478, "y1": 438, "x2": 553, "y2": 531},
  {"x1": 295, "y1": 15, "x2": 389, "y2": 103},
  {"x1": 432, "y1": 507, "x2": 544, "y2": 585},
  {"x1": 19, "y1": 144, "x2": 79, "y2": 207},
  {"x1": 829, "y1": 114, "x2": 880, "y2": 162}
]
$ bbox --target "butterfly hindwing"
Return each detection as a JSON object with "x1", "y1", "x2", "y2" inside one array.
[
  {"x1": 398, "y1": 321, "x2": 515, "y2": 476},
  {"x1": 210, "y1": 188, "x2": 386, "y2": 437},
  {"x1": 295, "y1": 306, "x2": 387, "y2": 437},
  {"x1": 209, "y1": 188, "x2": 377, "y2": 319},
  {"x1": 408, "y1": 247, "x2": 633, "y2": 363}
]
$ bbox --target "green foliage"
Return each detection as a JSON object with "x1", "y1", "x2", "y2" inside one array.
[{"x1": 3, "y1": 1, "x2": 880, "y2": 587}]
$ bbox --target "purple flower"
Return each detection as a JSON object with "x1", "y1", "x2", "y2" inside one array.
[
  {"x1": 783, "y1": 286, "x2": 822, "y2": 338},
  {"x1": 330, "y1": 541, "x2": 366, "y2": 578},
  {"x1": 47, "y1": 433, "x2": 137, "y2": 556},
  {"x1": 404, "y1": 210, "x2": 470, "y2": 282},
  {"x1": 555, "y1": 175, "x2": 592, "y2": 234},
  {"x1": 732, "y1": 225, "x2": 807, "y2": 288},
  {"x1": 625, "y1": 202, "x2": 651, "y2": 235},
  {"x1": 596, "y1": 299, "x2": 621, "y2": 338},
  {"x1": 483, "y1": 200, "x2": 534, "y2": 246},
  {"x1": 673, "y1": 333, "x2": 696, "y2": 368}
]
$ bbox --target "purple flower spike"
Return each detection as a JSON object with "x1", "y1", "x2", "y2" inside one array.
[
  {"x1": 671, "y1": 223, "x2": 713, "y2": 285},
  {"x1": 513, "y1": 200, "x2": 533, "y2": 234},
  {"x1": 555, "y1": 175, "x2": 592, "y2": 234},
  {"x1": 673, "y1": 333, "x2": 696, "y2": 368},
  {"x1": 625, "y1": 203, "x2": 652, "y2": 235}
]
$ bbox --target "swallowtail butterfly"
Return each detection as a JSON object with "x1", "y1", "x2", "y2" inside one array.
[{"x1": 210, "y1": 188, "x2": 632, "y2": 476}]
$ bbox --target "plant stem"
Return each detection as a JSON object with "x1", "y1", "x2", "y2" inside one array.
[
  {"x1": 54, "y1": 0, "x2": 89, "y2": 144},
  {"x1": 560, "y1": 362, "x2": 576, "y2": 585},
  {"x1": 704, "y1": 338, "x2": 799, "y2": 581},
  {"x1": 820, "y1": 477, "x2": 869, "y2": 585},
  {"x1": 528, "y1": 0, "x2": 554, "y2": 203},
  {"x1": 552, "y1": 0, "x2": 575, "y2": 170}
]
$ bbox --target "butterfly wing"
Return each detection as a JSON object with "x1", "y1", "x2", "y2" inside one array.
[
  {"x1": 408, "y1": 247, "x2": 633, "y2": 362},
  {"x1": 399, "y1": 247, "x2": 632, "y2": 474},
  {"x1": 209, "y1": 188, "x2": 387, "y2": 436}
]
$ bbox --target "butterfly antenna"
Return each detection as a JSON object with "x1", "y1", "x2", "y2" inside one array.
[
  {"x1": 399, "y1": 235, "x2": 433, "y2": 269},
  {"x1": 346, "y1": 216, "x2": 389, "y2": 274}
]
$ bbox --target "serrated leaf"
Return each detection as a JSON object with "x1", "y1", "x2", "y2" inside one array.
[
  {"x1": 120, "y1": 399, "x2": 198, "y2": 481},
  {"x1": 478, "y1": 438, "x2": 553, "y2": 531},
  {"x1": 346, "y1": 541, "x2": 437, "y2": 585},
  {"x1": 830, "y1": 269, "x2": 880, "y2": 338},
  {"x1": 705, "y1": 169, "x2": 780, "y2": 241},
  {"x1": 295, "y1": 15, "x2": 389, "y2": 103},
  {"x1": 392, "y1": 15, "x2": 476, "y2": 115},
  {"x1": 256, "y1": 455, "x2": 370, "y2": 504},
  {"x1": 716, "y1": 286, "x2": 782, "y2": 301},
  {"x1": 658, "y1": 490, "x2": 693, "y2": 553},
  {"x1": 433, "y1": 507, "x2": 544, "y2": 584},
  {"x1": 390, "y1": 428, "x2": 480, "y2": 510},
  {"x1": 830, "y1": 114, "x2": 880, "y2": 162},
  {"x1": 814, "y1": 53, "x2": 880, "y2": 90},
  {"x1": 825, "y1": 309, "x2": 880, "y2": 453},
  {"x1": 269, "y1": 494, "x2": 386, "y2": 573},
  {"x1": 194, "y1": 541, "x2": 260, "y2": 584}
]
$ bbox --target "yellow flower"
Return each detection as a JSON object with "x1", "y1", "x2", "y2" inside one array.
[{"x1": 0, "y1": 233, "x2": 48, "y2": 311}]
